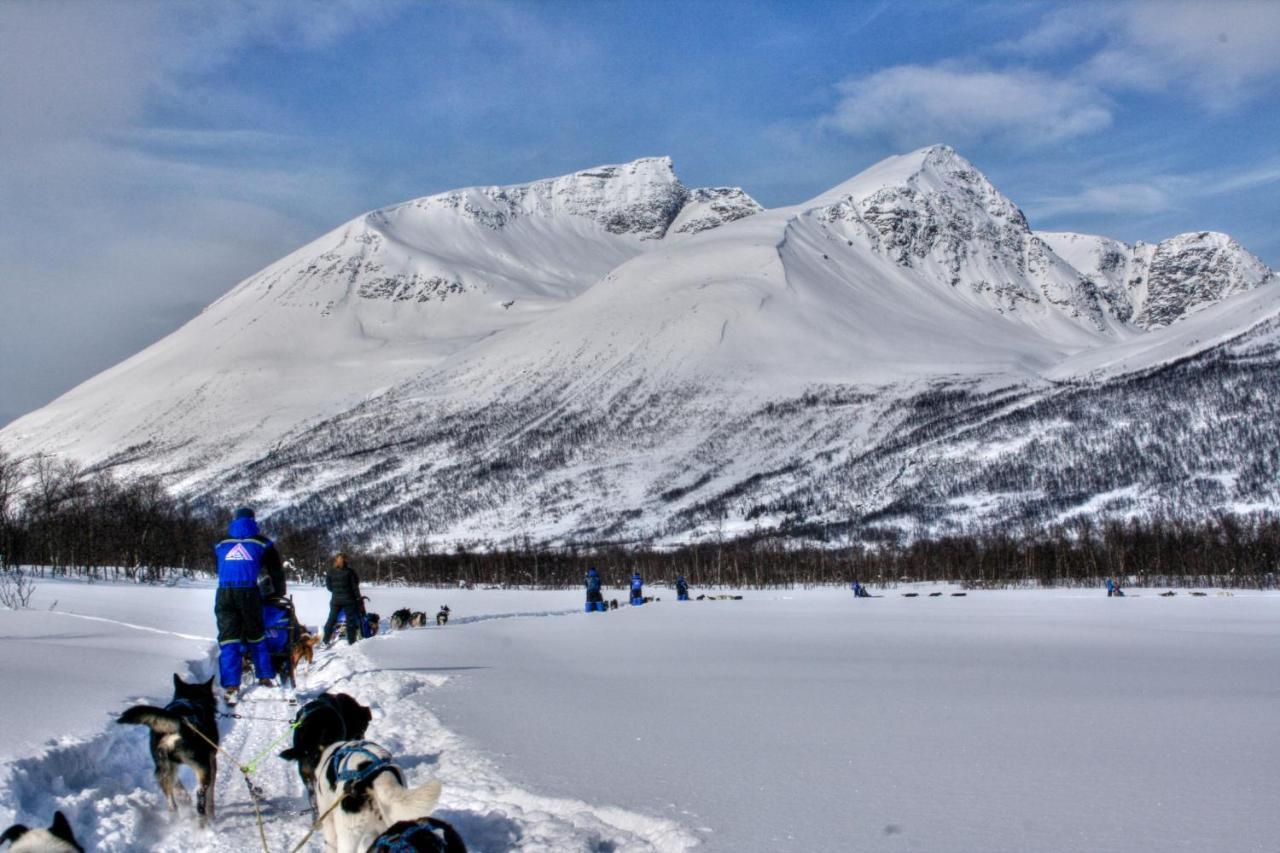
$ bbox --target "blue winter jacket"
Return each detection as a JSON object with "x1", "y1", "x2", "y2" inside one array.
[
  {"x1": 630, "y1": 574, "x2": 643, "y2": 593},
  {"x1": 585, "y1": 571, "x2": 602, "y2": 595},
  {"x1": 215, "y1": 516, "x2": 269, "y2": 588}
]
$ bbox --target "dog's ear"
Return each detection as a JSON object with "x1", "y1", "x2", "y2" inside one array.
[
  {"x1": 279, "y1": 747, "x2": 299, "y2": 761},
  {"x1": 1, "y1": 824, "x2": 30, "y2": 845},
  {"x1": 50, "y1": 812, "x2": 80, "y2": 848},
  {"x1": 202, "y1": 675, "x2": 216, "y2": 688},
  {"x1": 173, "y1": 673, "x2": 184, "y2": 689}
]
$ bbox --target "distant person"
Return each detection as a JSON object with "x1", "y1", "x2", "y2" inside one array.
[
  {"x1": 851, "y1": 580, "x2": 870, "y2": 598},
  {"x1": 323, "y1": 553, "x2": 363, "y2": 645},
  {"x1": 676, "y1": 575, "x2": 689, "y2": 601},
  {"x1": 215, "y1": 507, "x2": 276, "y2": 699},
  {"x1": 585, "y1": 567, "x2": 605, "y2": 612},
  {"x1": 1106, "y1": 577, "x2": 1114, "y2": 597},
  {"x1": 630, "y1": 571, "x2": 644, "y2": 605}
]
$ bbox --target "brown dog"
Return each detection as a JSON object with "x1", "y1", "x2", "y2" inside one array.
[{"x1": 291, "y1": 633, "x2": 320, "y2": 673}]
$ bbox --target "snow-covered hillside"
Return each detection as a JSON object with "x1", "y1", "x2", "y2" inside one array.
[
  {"x1": 2, "y1": 146, "x2": 1277, "y2": 544},
  {"x1": 0, "y1": 157, "x2": 759, "y2": 489}
]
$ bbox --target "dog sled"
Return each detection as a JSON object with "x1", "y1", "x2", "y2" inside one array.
[
  {"x1": 334, "y1": 602, "x2": 379, "y2": 639},
  {"x1": 262, "y1": 595, "x2": 305, "y2": 687}
]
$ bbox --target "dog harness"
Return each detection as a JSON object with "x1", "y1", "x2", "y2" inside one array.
[
  {"x1": 369, "y1": 818, "x2": 465, "y2": 852},
  {"x1": 330, "y1": 741, "x2": 400, "y2": 787},
  {"x1": 165, "y1": 698, "x2": 205, "y2": 728}
]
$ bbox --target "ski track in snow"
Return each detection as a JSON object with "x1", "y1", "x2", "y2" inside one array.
[
  {"x1": 38, "y1": 609, "x2": 215, "y2": 642},
  {"x1": 0, "y1": 621, "x2": 698, "y2": 853}
]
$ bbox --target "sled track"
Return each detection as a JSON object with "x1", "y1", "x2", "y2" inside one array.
[{"x1": 0, "y1": 627, "x2": 699, "y2": 852}]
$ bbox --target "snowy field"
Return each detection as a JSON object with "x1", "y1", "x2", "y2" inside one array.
[{"x1": 0, "y1": 579, "x2": 1277, "y2": 852}]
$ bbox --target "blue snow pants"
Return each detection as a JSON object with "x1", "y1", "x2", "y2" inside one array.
[{"x1": 215, "y1": 586, "x2": 275, "y2": 687}]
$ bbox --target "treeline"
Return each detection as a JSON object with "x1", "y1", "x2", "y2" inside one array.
[
  {"x1": 362, "y1": 514, "x2": 1280, "y2": 590},
  {"x1": 1, "y1": 450, "x2": 1276, "y2": 589},
  {"x1": 0, "y1": 452, "x2": 330, "y2": 581}
]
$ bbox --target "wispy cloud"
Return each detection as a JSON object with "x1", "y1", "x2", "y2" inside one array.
[
  {"x1": 823, "y1": 64, "x2": 1112, "y2": 148},
  {"x1": 824, "y1": 1, "x2": 1280, "y2": 150},
  {"x1": 1032, "y1": 183, "x2": 1178, "y2": 218},
  {"x1": 1027, "y1": 158, "x2": 1280, "y2": 220}
]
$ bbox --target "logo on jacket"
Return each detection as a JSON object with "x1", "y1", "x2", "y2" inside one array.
[{"x1": 225, "y1": 543, "x2": 255, "y2": 561}]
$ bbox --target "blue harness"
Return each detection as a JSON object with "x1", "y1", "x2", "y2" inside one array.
[
  {"x1": 330, "y1": 741, "x2": 401, "y2": 788},
  {"x1": 165, "y1": 698, "x2": 205, "y2": 728}
]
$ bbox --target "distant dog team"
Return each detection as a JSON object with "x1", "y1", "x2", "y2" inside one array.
[{"x1": 390, "y1": 605, "x2": 451, "y2": 631}]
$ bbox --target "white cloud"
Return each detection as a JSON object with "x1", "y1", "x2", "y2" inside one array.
[
  {"x1": 0, "y1": 0, "x2": 397, "y2": 426},
  {"x1": 823, "y1": 64, "x2": 1112, "y2": 148},
  {"x1": 1031, "y1": 183, "x2": 1176, "y2": 218},
  {"x1": 1108, "y1": 0, "x2": 1280, "y2": 106},
  {"x1": 1027, "y1": 158, "x2": 1280, "y2": 221},
  {"x1": 997, "y1": 1, "x2": 1280, "y2": 109}
]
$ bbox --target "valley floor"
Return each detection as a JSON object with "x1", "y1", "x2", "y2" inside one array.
[{"x1": 0, "y1": 580, "x2": 1277, "y2": 851}]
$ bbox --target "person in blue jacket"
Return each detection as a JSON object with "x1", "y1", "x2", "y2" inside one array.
[
  {"x1": 214, "y1": 508, "x2": 276, "y2": 699},
  {"x1": 584, "y1": 567, "x2": 604, "y2": 612},
  {"x1": 676, "y1": 575, "x2": 689, "y2": 601},
  {"x1": 630, "y1": 572, "x2": 644, "y2": 605},
  {"x1": 851, "y1": 579, "x2": 870, "y2": 598}
]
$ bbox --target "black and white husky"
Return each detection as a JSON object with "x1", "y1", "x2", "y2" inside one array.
[
  {"x1": 116, "y1": 674, "x2": 219, "y2": 826},
  {"x1": 279, "y1": 692, "x2": 373, "y2": 813},
  {"x1": 0, "y1": 812, "x2": 83, "y2": 852},
  {"x1": 314, "y1": 740, "x2": 443, "y2": 853}
]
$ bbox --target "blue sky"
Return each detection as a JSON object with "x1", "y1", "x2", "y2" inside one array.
[{"x1": 2, "y1": 0, "x2": 1278, "y2": 427}]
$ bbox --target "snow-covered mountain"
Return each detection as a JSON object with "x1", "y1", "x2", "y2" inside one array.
[{"x1": 3, "y1": 146, "x2": 1277, "y2": 545}]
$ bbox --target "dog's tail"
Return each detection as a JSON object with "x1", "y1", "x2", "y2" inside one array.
[
  {"x1": 371, "y1": 774, "x2": 442, "y2": 824},
  {"x1": 117, "y1": 705, "x2": 183, "y2": 734}
]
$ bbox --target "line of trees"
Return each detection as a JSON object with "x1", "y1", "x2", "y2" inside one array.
[
  {"x1": 365, "y1": 513, "x2": 1280, "y2": 590},
  {"x1": 0, "y1": 451, "x2": 330, "y2": 582},
  {"x1": 2, "y1": 449, "x2": 1276, "y2": 589}
]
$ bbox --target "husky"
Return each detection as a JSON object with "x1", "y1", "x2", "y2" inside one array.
[
  {"x1": 390, "y1": 608, "x2": 413, "y2": 630},
  {"x1": 279, "y1": 693, "x2": 373, "y2": 813},
  {"x1": 313, "y1": 740, "x2": 443, "y2": 853},
  {"x1": 0, "y1": 812, "x2": 83, "y2": 852},
  {"x1": 368, "y1": 817, "x2": 467, "y2": 852},
  {"x1": 117, "y1": 674, "x2": 219, "y2": 826},
  {"x1": 435, "y1": 606, "x2": 450, "y2": 626},
  {"x1": 409, "y1": 611, "x2": 429, "y2": 628}
]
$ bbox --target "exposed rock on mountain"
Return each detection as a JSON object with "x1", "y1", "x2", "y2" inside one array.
[{"x1": 2, "y1": 147, "x2": 1275, "y2": 546}]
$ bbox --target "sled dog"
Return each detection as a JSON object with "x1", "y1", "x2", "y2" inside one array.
[
  {"x1": 435, "y1": 606, "x2": 451, "y2": 626},
  {"x1": 291, "y1": 632, "x2": 320, "y2": 672},
  {"x1": 0, "y1": 811, "x2": 83, "y2": 852},
  {"x1": 279, "y1": 692, "x2": 373, "y2": 813},
  {"x1": 368, "y1": 816, "x2": 468, "y2": 851},
  {"x1": 390, "y1": 608, "x2": 413, "y2": 630},
  {"x1": 116, "y1": 674, "x2": 219, "y2": 826},
  {"x1": 313, "y1": 740, "x2": 443, "y2": 853}
]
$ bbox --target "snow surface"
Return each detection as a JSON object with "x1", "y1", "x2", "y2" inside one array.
[{"x1": 2, "y1": 580, "x2": 1277, "y2": 852}]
